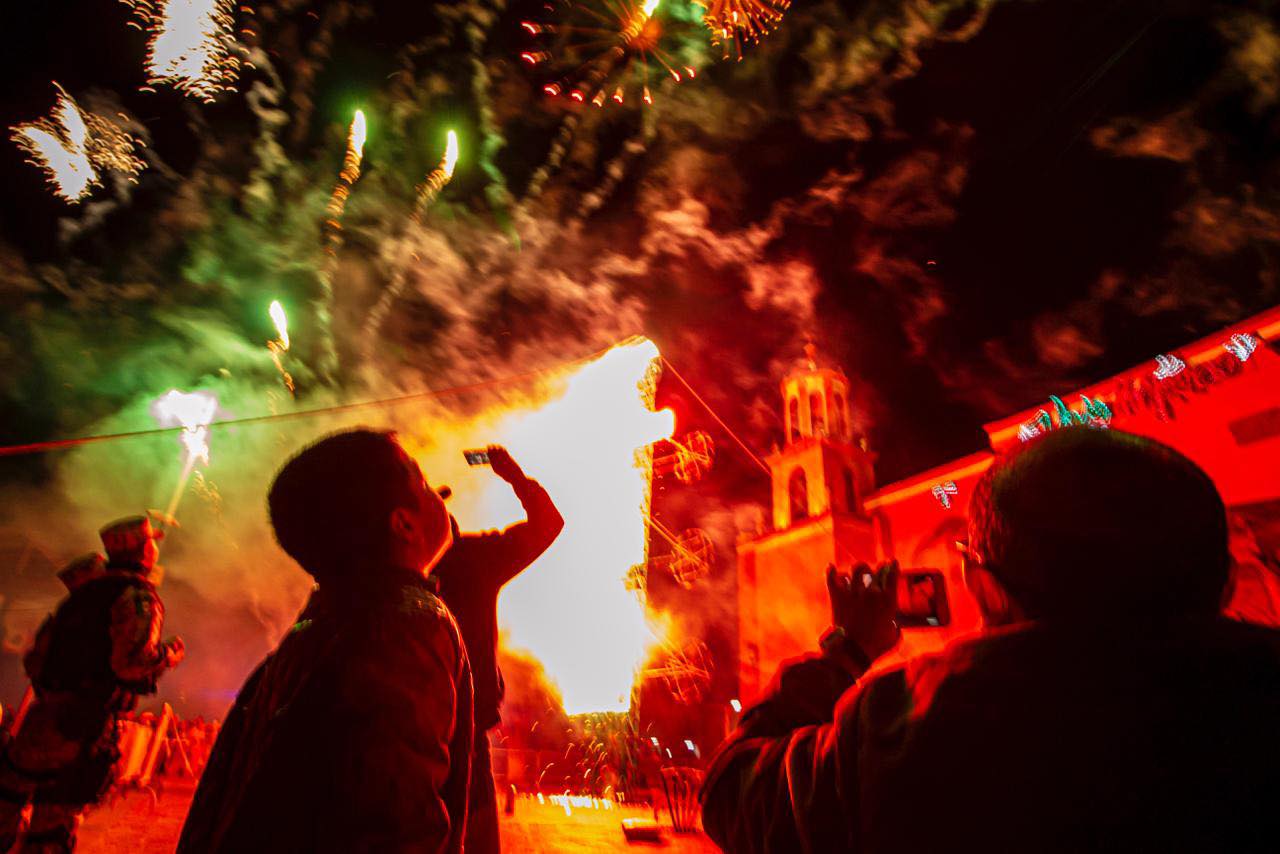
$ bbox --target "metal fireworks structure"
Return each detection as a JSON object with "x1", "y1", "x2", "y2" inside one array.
[
  {"x1": 653, "y1": 430, "x2": 715, "y2": 483},
  {"x1": 695, "y1": 0, "x2": 790, "y2": 60},
  {"x1": 10, "y1": 85, "x2": 146, "y2": 203},
  {"x1": 121, "y1": 0, "x2": 242, "y2": 102},
  {"x1": 643, "y1": 639, "x2": 712, "y2": 704},
  {"x1": 650, "y1": 524, "x2": 714, "y2": 588},
  {"x1": 521, "y1": 0, "x2": 701, "y2": 108}
]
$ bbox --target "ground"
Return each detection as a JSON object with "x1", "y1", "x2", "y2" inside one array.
[{"x1": 76, "y1": 781, "x2": 721, "y2": 853}]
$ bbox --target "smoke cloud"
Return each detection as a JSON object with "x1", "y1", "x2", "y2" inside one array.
[{"x1": 1, "y1": 0, "x2": 1277, "y2": 714}]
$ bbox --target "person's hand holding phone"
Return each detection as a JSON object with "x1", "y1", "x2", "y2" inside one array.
[
  {"x1": 484, "y1": 445, "x2": 524, "y2": 483},
  {"x1": 826, "y1": 560, "x2": 900, "y2": 662}
]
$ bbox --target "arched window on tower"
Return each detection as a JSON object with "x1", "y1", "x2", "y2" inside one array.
[
  {"x1": 843, "y1": 467, "x2": 858, "y2": 514},
  {"x1": 788, "y1": 397, "x2": 800, "y2": 444},
  {"x1": 833, "y1": 393, "x2": 847, "y2": 439},
  {"x1": 789, "y1": 468, "x2": 809, "y2": 524},
  {"x1": 810, "y1": 392, "x2": 825, "y2": 437}
]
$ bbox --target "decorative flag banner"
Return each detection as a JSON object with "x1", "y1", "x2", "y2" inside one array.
[
  {"x1": 1153, "y1": 354, "x2": 1185, "y2": 380},
  {"x1": 1018, "y1": 395, "x2": 1112, "y2": 442},
  {"x1": 1224, "y1": 333, "x2": 1257, "y2": 363}
]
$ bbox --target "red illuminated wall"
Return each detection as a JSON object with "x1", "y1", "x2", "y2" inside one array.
[
  {"x1": 737, "y1": 515, "x2": 875, "y2": 705},
  {"x1": 736, "y1": 306, "x2": 1280, "y2": 706}
]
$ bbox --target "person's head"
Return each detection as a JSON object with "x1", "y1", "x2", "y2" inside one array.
[
  {"x1": 964, "y1": 427, "x2": 1228, "y2": 626},
  {"x1": 100, "y1": 516, "x2": 164, "y2": 575},
  {"x1": 57, "y1": 552, "x2": 106, "y2": 592},
  {"x1": 268, "y1": 429, "x2": 452, "y2": 584}
]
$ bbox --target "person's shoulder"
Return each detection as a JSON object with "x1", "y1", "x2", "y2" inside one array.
[
  {"x1": 384, "y1": 583, "x2": 466, "y2": 657},
  {"x1": 840, "y1": 630, "x2": 1008, "y2": 725},
  {"x1": 393, "y1": 583, "x2": 453, "y2": 622},
  {"x1": 104, "y1": 574, "x2": 161, "y2": 610},
  {"x1": 1206, "y1": 617, "x2": 1280, "y2": 664}
]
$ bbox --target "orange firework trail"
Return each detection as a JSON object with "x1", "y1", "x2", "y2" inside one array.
[
  {"x1": 360, "y1": 130, "x2": 460, "y2": 358},
  {"x1": 411, "y1": 130, "x2": 460, "y2": 221},
  {"x1": 122, "y1": 0, "x2": 242, "y2": 102},
  {"x1": 266, "y1": 300, "x2": 295, "y2": 395},
  {"x1": 314, "y1": 110, "x2": 366, "y2": 380},
  {"x1": 324, "y1": 110, "x2": 368, "y2": 248},
  {"x1": 522, "y1": 0, "x2": 698, "y2": 108},
  {"x1": 10, "y1": 84, "x2": 146, "y2": 203},
  {"x1": 695, "y1": 0, "x2": 790, "y2": 60}
]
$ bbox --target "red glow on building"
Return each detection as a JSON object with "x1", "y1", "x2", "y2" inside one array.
[{"x1": 736, "y1": 306, "x2": 1280, "y2": 706}]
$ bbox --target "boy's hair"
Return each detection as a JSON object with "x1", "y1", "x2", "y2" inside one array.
[{"x1": 268, "y1": 429, "x2": 420, "y2": 581}]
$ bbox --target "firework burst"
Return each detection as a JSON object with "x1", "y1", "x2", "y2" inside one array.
[
  {"x1": 695, "y1": 0, "x2": 790, "y2": 60},
  {"x1": 10, "y1": 84, "x2": 146, "y2": 203},
  {"x1": 122, "y1": 0, "x2": 242, "y2": 102},
  {"x1": 521, "y1": 0, "x2": 702, "y2": 108}
]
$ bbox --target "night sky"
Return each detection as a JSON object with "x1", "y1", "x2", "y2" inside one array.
[
  {"x1": 0, "y1": 0, "x2": 1276, "y2": 712},
  {"x1": 2, "y1": 0, "x2": 1276, "y2": 481}
]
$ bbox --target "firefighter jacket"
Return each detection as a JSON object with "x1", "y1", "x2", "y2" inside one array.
[
  {"x1": 433, "y1": 476, "x2": 563, "y2": 732},
  {"x1": 177, "y1": 566, "x2": 473, "y2": 854},
  {"x1": 701, "y1": 617, "x2": 1280, "y2": 854}
]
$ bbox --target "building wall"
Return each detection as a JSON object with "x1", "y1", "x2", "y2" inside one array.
[
  {"x1": 735, "y1": 306, "x2": 1280, "y2": 708},
  {"x1": 737, "y1": 514, "x2": 875, "y2": 706}
]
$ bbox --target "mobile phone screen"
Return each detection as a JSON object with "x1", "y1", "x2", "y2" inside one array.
[
  {"x1": 896, "y1": 569, "x2": 950, "y2": 628},
  {"x1": 463, "y1": 450, "x2": 490, "y2": 466}
]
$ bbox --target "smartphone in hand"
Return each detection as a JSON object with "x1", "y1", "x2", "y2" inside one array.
[
  {"x1": 896, "y1": 569, "x2": 950, "y2": 628},
  {"x1": 463, "y1": 449, "x2": 490, "y2": 466}
]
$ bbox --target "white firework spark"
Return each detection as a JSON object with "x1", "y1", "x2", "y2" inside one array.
[
  {"x1": 10, "y1": 84, "x2": 146, "y2": 202},
  {"x1": 123, "y1": 0, "x2": 242, "y2": 102}
]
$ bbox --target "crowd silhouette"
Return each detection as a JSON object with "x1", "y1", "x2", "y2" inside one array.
[{"x1": 3, "y1": 425, "x2": 1278, "y2": 853}]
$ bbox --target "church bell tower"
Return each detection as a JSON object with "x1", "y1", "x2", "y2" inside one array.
[
  {"x1": 771, "y1": 343, "x2": 876, "y2": 528},
  {"x1": 735, "y1": 343, "x2": 879, "y2": 705}
]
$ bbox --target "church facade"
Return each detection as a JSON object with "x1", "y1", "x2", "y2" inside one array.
[{"x1": 736, "y1": 305, "x2": 1280, "y2": 706}]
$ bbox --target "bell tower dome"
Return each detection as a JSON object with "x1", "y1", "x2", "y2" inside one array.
[{"x1": 770, "y1": 343, "x2": 876, "y2": 530}]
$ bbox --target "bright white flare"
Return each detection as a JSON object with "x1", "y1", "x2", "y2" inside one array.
[
  {"x1": 443, "y1": 130, "x2": 460, "y2": 178},
  {"x1": 152, "y1": 389, "x2": 219, "y2": 465},
  {"x1": 497, "y1": 338, "x2": 674, "y2": 712},
  {"x1": 268, "y1": 300, "x2": 289, "y2": 350},
  {"x1": 351, "y1": 110, "x2": 368, "y2": 161},
  {"x1": 11, "y1": 90, "x2": 95, "y2": 201},
  {"x1": 124, "y1": 0, "x2": 241, "y2": 101},
  {"x1": 427, "y1": 338, "x2": 675, "y2": 713},
  {"x1": 10, "y1": 85, "x2": 144, "y2": 202}
]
